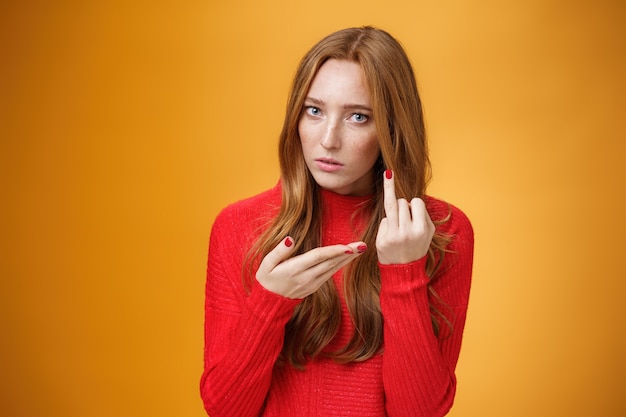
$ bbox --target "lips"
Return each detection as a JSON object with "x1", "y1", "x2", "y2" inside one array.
[
  {"x1": 314, "y1": 157, "x2": 344, "y2": 172},
  {"x1": 316, "y1": 157, "x2": 342, "y2": 166}
]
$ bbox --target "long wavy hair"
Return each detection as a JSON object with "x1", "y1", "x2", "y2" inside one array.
[{"x1": 245, "y1": 26, "x2": 451, "y2": 369}]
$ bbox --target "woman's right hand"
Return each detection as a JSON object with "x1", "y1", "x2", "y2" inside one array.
[{"x1": 255, "y1": 237, "x2": 367, "y2": 299}]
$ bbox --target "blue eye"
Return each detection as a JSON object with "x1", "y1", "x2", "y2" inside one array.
[
  {"x1": 351, "y1": 113, "x2": 369, "y2": 123},
  {"x1": 305, "y1": 106, "x2": 321, "y2": 116}
]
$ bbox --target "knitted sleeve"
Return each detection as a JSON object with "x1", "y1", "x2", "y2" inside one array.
[
  {"x1": 379, "y1": 204, "x2": 474, "y2": 417},
  {"x1": 199, "y1": 206, "x2": 301, "y2": 417}
]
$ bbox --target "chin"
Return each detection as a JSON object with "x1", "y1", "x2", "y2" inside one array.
[
  {"x1": 313, "y1": 176, "x2": 347, "y2": 194},
  {"x1": 320, "y1": 181, "x2": 358, "y2": 196}
]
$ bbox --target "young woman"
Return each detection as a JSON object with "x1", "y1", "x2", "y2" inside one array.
[{"x1": 200, "y1": 26, "x2": 474, "y2": 417}]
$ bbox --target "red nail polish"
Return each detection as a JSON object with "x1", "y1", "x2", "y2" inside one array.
[
  {"x1": 385, "y1": 169, "x2": 392, "y2": 180},
  {"x1": 285, "y1": 237, "x2": 293, "y2": 247},
  {"x1": 345, "y1": 249, "x2": 354, "y2": 254},
  {"x1": 357, "y1": 244, "x2": 368, "y2": 253}
]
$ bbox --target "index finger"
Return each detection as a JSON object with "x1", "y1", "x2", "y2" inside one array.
[
  {"x1": 292, "y1": 243, "x2": 356, "y2": 269},
  {"x1": 383, "y1": 169, "x2": 398, "y2": 225}
]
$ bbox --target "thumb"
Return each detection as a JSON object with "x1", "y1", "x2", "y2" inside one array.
[{"x1": 258, "y1": 236, "x2": 296, "y2": 273}]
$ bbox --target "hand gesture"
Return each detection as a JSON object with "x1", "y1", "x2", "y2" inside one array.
[
  {"x1": 256, "y1": 237, "x2": 367, "y2": 299},
  {"x1": 376, "y1": 170, "x2": 435, "y2": 265}
]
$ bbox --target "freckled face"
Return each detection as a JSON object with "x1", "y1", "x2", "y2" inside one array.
[{"x1": 299, "y1": 59, "x2": 380, "y2": 196}]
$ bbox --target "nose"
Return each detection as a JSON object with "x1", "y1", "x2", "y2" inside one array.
[{"x1": 320, "y1": 120, "x2": 341, "y2": 150}]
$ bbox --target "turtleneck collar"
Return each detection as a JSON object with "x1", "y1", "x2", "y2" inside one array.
[
  {"x1": 318, "y1": 188, "x2": 374, "y2": 244},
  {"x1": 319, "y1": 187, "x2": 374, "y2": 208}
]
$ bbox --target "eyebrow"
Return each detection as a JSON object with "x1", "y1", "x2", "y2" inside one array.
[{"x1": 304, "y1": 96, "x2": 372, "y2": 112}]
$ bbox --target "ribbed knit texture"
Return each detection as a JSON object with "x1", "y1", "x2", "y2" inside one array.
[{"x1": 200, "y1": 183, "x2": 474, "y2": 417}]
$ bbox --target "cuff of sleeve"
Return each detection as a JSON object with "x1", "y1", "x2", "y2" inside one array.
[
  {"x1": 246, "y1": 279, "x2": 302, "y2": 325},
  {"x1": 378, "y1": 256, "x2": 430, "y2": 294}
]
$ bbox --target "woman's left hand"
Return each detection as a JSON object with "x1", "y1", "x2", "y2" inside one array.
[{"x1": 376, "y1": 170, "x2": 435, "y2": 265}]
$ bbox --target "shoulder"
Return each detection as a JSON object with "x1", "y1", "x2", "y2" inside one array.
[
  {"x1": 211, "y1": 183, "x2": 282, "y2": 236},
  {"x1": 207, "y1": 183, "x2": 282, "y2": 264},
  {"x1": 425, "y1": 195, "x2": 474, "y2": 247},
  {"x1": 425, "y1": 196, "x2": 474, "y2": 304},
  {"x1": 216, "y1": 183, "x2": 281, "y2": 220}
]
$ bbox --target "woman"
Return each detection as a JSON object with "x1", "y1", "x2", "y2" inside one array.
[{"x1": 200, "y1": 26, "x2": 474, "y2": 417}]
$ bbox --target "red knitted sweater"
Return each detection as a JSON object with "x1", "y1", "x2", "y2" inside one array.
[{"x1": 200, "y1": 183, "x2": 474, "y2": 417}]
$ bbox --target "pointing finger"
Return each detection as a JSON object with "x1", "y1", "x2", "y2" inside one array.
[{"x1": 302, "y1": 241, "x2": 367, "y2": 282}]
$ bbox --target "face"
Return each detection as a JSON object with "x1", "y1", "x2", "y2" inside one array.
[{"x1": 299, "y1": 59, "x2": 380, "y2": 196}]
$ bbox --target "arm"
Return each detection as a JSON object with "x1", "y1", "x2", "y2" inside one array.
[
  {"x1": 199, "y1": 211, "x2": 301, "y2": 417},
  {"x1": 200, "y1": 207, "x2": 368, "y2": 417},
  {"x1": 380, "y1": 216, "x2": 473, "y2": 417},
  {"x1": 376, "y1": 170, "x2": 474, "y2": 416}
]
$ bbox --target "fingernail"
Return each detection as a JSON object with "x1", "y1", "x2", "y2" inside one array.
[
  {"x1": 385, "y1": 169, "x2": 392, "y2": 180},
  {"x1": 357, "y1": 244, "x2": 368, "y2": 253},
  {"x1": 285, "y1": 237, "x2": 293, "y2": 247},
  {"x1": 345, "y1": 249, "x2": 354, "y2": 254}
]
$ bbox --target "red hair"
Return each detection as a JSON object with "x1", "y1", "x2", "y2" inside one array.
[{"x1": 245, "y1": 26, "x2": 451, "y2": 368}]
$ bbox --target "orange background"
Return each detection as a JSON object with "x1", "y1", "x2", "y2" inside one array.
[{"x1": 1, "y1": 1, "x2": 625, "y2": 416}]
